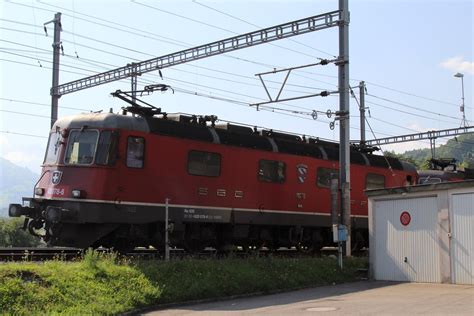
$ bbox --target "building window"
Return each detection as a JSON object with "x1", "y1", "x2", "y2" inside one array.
[
  {"x1": 258, "y1": 160, "x2": 286, "y2": 183},
  {"x1": 64, "y1": 130, "x2": 99, "y2": 165},
  {"x1": 366, "y1": 173, "x2": 385, "y2": 190},
  {"x1": 317, "y1": 168, "x2": 339, "y2": 188},
  {"x1": 127, "y1": 136, "x2": 145, "y2": 168},
  {"x1": 187, "y1": 150, "x2": 221, "y2": 177}
]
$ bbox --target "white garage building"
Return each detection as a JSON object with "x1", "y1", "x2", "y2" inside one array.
[{"x1": 367, "y1": 181, "x2": 474, "y2": 285}]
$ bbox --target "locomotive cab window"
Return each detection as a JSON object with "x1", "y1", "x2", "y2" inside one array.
[
  {"x1": 44, "y1": 131, "x2": 61, "y2": 165},
  {"x1": 258, "y1": 160, "x2": 286, "y2": 183},
  {"x1": 64, "y1": 130, "x2": 99, "y2": 165},
  {"x1": 187, "y1": 150, "x2": 221, "y2": 177},
  {"x1": 96, "y1": 131, "x2": 119, "y2": 166},
  {"x1": 317, "y1": 167, "x2": 339, "y2": 188},
  {"x1": 366, "y1": 173, "x2": 385, "y2": 190},
  {"x1": 127, "y1": 136, "x2": 145, "y2": 168}
]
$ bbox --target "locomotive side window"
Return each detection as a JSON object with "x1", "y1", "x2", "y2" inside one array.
[
  {"x1": 127, "y1": 136, "x2": 145, "y2": 168},
  {"x1": 187, "y1": 150, "x2": 221, "y2": 177},
  {"x1": 258, "y1": 160, "x2": 286, "y2": 183},
  {"x1": 44, "y1": 132, "x2": 61, "y2": 165},
  {"x1": 64, "y1": 130, "x2": 98, "y2": 165},
  {"x1": 366, "y1": 173, "x2": 385, "y2": 190},
  {"x1": 96, "y1": 131, "x2": 118, "y2": 166},
  {"x1": 317, "y1": 168, "x2": 339, "y2": 188}
]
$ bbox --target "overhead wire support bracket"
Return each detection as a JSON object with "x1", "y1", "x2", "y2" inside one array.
[
  {"x1": 255, "y1": 59, "x2": 338, "y2": 103},
  {"x1": 249, "y1": 89, "x2": 338, "y2": 108},
  {"x1": 56, "y1": 10, "x2": 342, "y2": 96}
]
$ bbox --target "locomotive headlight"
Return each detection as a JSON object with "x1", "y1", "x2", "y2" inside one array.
[
  {"x1": 35, "y1": 188, "x2": 45, "y2": 196},
  {"x1": 71, "y1": 189, "x2": 83, "y2": 198}
]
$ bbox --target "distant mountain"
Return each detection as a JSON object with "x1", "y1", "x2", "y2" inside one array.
[{"x1": 0, "y1": 158, "x2": 39, "y2": 217}]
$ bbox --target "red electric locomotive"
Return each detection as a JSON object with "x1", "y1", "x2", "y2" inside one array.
[{"x1": 9, "y1": 96, "x2": 417, "y2": 252}]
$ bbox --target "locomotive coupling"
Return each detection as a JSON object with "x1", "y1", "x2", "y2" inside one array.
[{"x1": 8, "y1": 204, "x2": 34, "y2": 217}]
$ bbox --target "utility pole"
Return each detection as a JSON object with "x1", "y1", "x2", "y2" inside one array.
[
  {"x1": 338, "y1": 0, "x2": 351, "y2": 256},
  {"x1": 359, "y1": 81, "x2": 366, "y2": 145},
  {"x1": 165, "y1": 198, "x2": 170, "y2": 261},
  {"x1": 45, "y1": 12, "x2": 62, "y2": 128},
  {"x1": 454, "y1": 73, "x2": 467, "y2": 127}
]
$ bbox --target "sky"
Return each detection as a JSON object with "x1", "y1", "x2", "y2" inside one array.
[{"x1": 0, "y1": 0, "x2": 472, "y2": 173}]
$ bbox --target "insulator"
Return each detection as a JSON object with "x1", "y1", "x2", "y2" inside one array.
[
  {"x1": 311, "y1": 110, "x2": 318, "y2": 120},
  {"x1": 329, "y1": 121, "x2": 335, "y2": 130},
  {"x1": 326, "y1": 110, "x2": 332, "y2": 118}
]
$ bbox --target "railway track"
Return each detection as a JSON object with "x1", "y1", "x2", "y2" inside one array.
[
  {"x1": 0, "y1": 247, "x2": 83, "y2": 261},
  {"x1": 0, "y1": 246, "x2": 367, "y2": 262}
]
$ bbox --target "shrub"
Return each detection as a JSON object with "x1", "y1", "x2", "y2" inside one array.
[{"x1": 0, "y1": 218, "x2": 42, "y2": 247}]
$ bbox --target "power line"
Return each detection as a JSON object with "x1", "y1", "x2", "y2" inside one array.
[
  {"x1": 131, "y1": 0, "x2": 323, "y2": 60},
  {"x1": 365, "y1": 80, "x2": 469, "y2": 109},
  {"x1": 0, "y1": 97, "x2": 90, "y2": 112},
  {"x1": 1, "y1": 6, "x2": 339, "y2": 88},
  {"x1": 0, "y1": 49, "x2": 107, "y2": 74},
  {"x1": 0, "y1": 109, "x2": 50, "y2": 119},
  {"x1": 365, "y1": 100, "x2": 457, "y2": 125},
  {"x1": 367, "y1": 94, "x2": 462, "y2": 121},
  {"x1": 0, "y1": 130, "x2": 47, "y2": 139},
  {"x1": 1, "y1": 36, "x2": 329, "y2": 95},
  {"x1": 0, "y1": 45, "x2": 406, "y2": 138},
  {"x1": 2, "y1": 44, "x2": 329, "y2": 114},
  {"x1": 6, "y1": 2, "x2": 465, "y2": 112},
  {"x1": 1, "y1": 37, "x2": 460, "y2": 138},
  {"x1": 191, "y1": 0, "x2": 336, "y2": 58}
]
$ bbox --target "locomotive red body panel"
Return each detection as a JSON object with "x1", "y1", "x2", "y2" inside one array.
[{"x1": 10, "y1": 112, "x2": 417, "y2": 250}]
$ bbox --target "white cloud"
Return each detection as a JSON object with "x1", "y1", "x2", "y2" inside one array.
[{"x1": 440, "y1": 56, "x2": 474, "y2": 74}]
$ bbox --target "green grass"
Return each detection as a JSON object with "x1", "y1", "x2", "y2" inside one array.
[
  {"x1": 0, "y1": 251, "x2": 161, "y2": 315},
  {"x1": 0, "y1": 251, "x2": 367, "y2": 315}
]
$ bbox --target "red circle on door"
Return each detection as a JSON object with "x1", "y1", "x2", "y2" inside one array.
[{"x1": 400, "y1": 211, "x2": 411, "y2": 226}]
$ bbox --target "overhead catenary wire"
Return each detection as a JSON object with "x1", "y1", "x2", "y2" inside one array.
[
  {"x1": 0, "y1": 130, "x2": 48, "y2": 139},
  {"x1": 1, "y1": 35, "x2": 330, "y2": 95},
  {"x1": 4, "y1": 2, "x2": 466, "y2": 111},
  {"x1": 367, "y1": 93, "x2": 463, "y2": 121},
  {"x1": 1, "y1": 3, "x2": 340, "y2": 88},
  {"x1": 365, "y1": 100, "x2": 458, "y2": 125},
  {"x1": 2, "y1": 49, "x2": 463, "y2": 145},
  {"x1": 130, "y1": 0, "x2": 326, "y2": 60},
  {"x1": 1, "y1": 33, "x2": 464, "y2": 137},
  {"x1": 191, "y1": 0, "x2": 337, "y2": 58},
  {"x1": 364, "y1": 80, "x2": 470, "y2": 109},
  {"x1": 3, "y1": 1, "x2": 468, "y2": 151},
  {"x1": 0, "y1": 97, "x2": 90, "y2": 112}
]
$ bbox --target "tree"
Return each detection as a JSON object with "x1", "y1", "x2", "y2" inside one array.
[{"x1": 0, "y1": 218, "x2": 42, "y2": 247}]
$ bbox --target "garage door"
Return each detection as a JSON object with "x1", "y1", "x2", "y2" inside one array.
[
  {"x1": 451, "y1": 193, "x2": 474, "y2": 285},
  {"x1": 373, "y1": 196, "x2": 441, "y2": 282}
]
